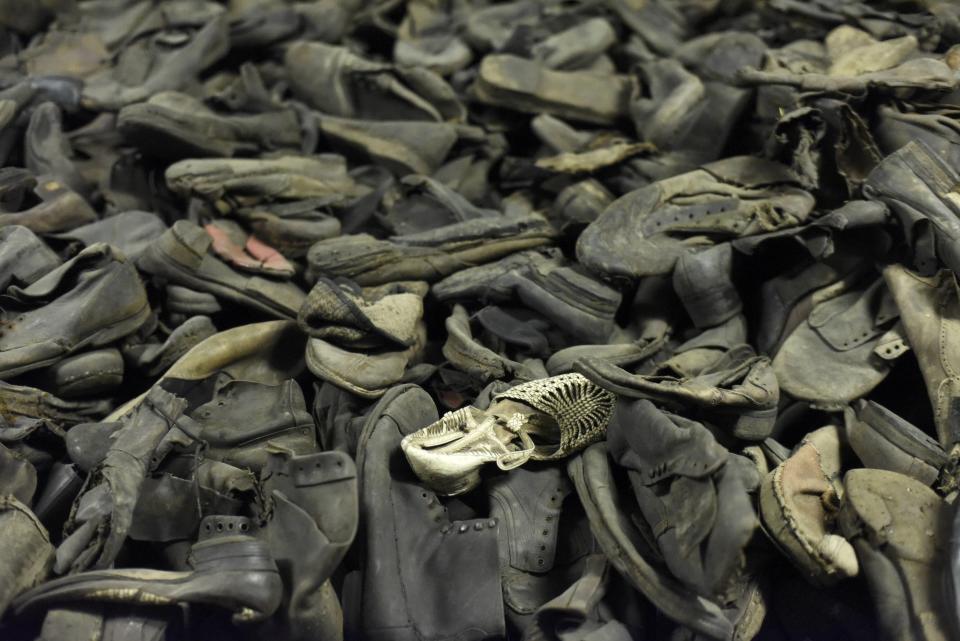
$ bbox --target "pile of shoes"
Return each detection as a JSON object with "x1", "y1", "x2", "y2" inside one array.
[{"x1": 1, "y1": 1, "x2": 960, "y2": 640}]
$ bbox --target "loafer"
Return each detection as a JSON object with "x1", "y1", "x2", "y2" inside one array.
[
  {"x1": 352, "y1": 384, "x2": 505, "y2": 641},
  {"x1": 576, "y1": 156, "x2": 814, "y2": 280},
  {"x1": 0, "y1": 243, "x2": 150, "y2": 379},
  {"x1": 14, "y1": 514, "x2": 283, "y2": 624},
  {"x1": 402, "y1": 373, "x2": 615, "y2": 496},
  {"x1": 138, "y1": 220, "x2": 306, "y2": 320},
  {"x1": 759, "y1": 425, "x2": 858, "y2": 586}
]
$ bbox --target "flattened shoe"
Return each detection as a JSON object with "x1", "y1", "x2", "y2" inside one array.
[
  {"x1": 13, "y1": 514, "x2": 283, "y2": 624},
  {"x1": 0, "y1": 243, "x2": 150, "y2": 380},
  {"x1": 0, "y1": 224, "x2": 61, "y2": 290},
  {"x1": 51, "y1": 210, "x2": 168, "y2": 263},
  {"x1": 864, "y1": 139, "x2": 960, "y2": 275},
  {"x1": 37, "y1": 348, "x2": 124, "y2": 399},
  {"x1": 884, "y1": 264, "x2": 960, "y2": 448},
  {"x1": 305, "y1": 321, "x2": 426, "y2": 399},
  {"x1": 138, "y1": 220, "x2": 306, "y2": 319},
  {"x1": 569, "y1": 444, "x2": 733, "y2": 640},
  {"x1": 285, "y1": 40, "x2": 463, "y2": 122},
  {"x1": 307, "y1": 214, "x2": 556, "y2": 286},
  {"x1": 845, "y1": 400, "x2": 946, "y2": 486},
  {"x1": 576, "y1": 156, "x2": 815, "y2": 280},
  {"x1": 473, "y1": 54, "x2": 631, "y2": 125},
  {"x1": 118, "y1": 90, "x2": 302, "y2": 158},
  {"x1": 0, "y1": 177, "x2": 97, "y2": 234},
  {"x1": 0, "y1": 495, "x2": 54, "y2": 616},
  {"x1": 165, "y1": 155, "x2": 366, "y2": 210},
  {"x1": 839, "y1": 470, "x2": 951, "y2": 641},
  {"x1": 773, "y1": 276, "x2": 902, "y2": 407},
  {"x1": 432, "y1": 248, "x2": 622, "y2": 344},
  {"x1": 577, "y1": 344, "x2": 779, "y2": 440},
  {"x1": 353, "y1": 384, "x2": 505, "y2": 641}
]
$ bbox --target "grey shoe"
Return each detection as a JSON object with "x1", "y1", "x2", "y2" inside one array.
[
  {"x1": 285, "y1": 40, "x2": 463, "y2": 122},
  {"x1": 118, "y1": 90, "x2": 303, "y2": 158},
  {"x1": 473, "y1": 54, "x2": 631, "y2": 125},
  {"x1": 14, "y1": 514, "x2": 283, "y2": 623},
  {"x1": 181, "y1": 372, "x2": 317, "y2": 473},
  {"x1": 0, "y1": 495, "x2": 53, "y2": 617},
  {"x1": 0, "y1": 176, "x2": 97, "y2": 233},
  {"x1": 307, "y1": 214, "x2": 556, "y2": 286},
  {"x1": 37, "y1": 348, "x2": 124, "y2": 399},
  {"x1": 441, "y1": 303, "x2": 546, "y2": 384},
  {"x1": 845, "y1": 400, "x2": 946, "y2": 486},
  {"x1": 773, "y1": 276, "x2": 901, "y2": 407},
  {"x1": 138, "y1": 220, "x2": 306, "y2": 320},
  {"x1": 51, "y1": 210, "x2": 168, "y2": 262},
  {"x1": 433, "y1": 249, "x2": 622, "y2": 344},
  {"x1": 256, "y1": 449, "x2": 358, "y2": 641},
  {"x1": 0, "y1": 224, "x2": 60, "y2": 290},
  {"x1": 569, "y1": 443, "x2": 733, "y2": 640},
  {"x1": 315, "y1": 114, "x2": 459, "y2": 175},
  {"x1": 839, "y1": 469, "x2": 951, "y2": 641},
  {"x1": 578, "y1": 344, "x2": 779, "y2": 440},
  {"x1": 352, "y1": 384, "x2": 505, "y2": 641},
  {"x1": 123, "y1": 315, "x2": 217, "y2": 378},
  {"x1": 0, "y1": 243, "x2": 150, "y2": 379},
  {"x1": 577, "y1": 156, "x2": 814, "y2": 280},
  {"x1": 165, "y1": 155, "x2": 367, "y2": 210}
]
